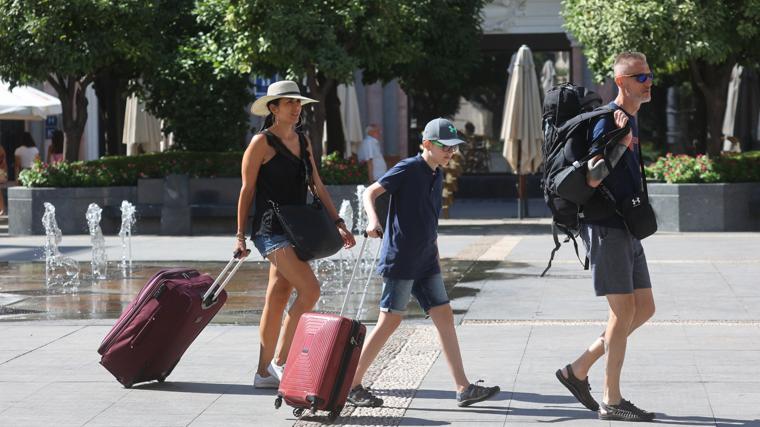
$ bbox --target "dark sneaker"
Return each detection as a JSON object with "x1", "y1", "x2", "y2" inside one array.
[
  {"x1": 599, "y1": 399, "x2": 655, "y2": 421},
  {"x1": 347, "y1": 385, "x2": 384, "y2": 407},
  {"x1": 456, "y1": 380, "x2": 500, "y2": 407},
  {"x1": 555, "y1": 364, "x2": 599, "y2": 411}
]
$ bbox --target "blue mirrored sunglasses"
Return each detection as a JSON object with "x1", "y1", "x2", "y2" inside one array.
[{"x1": 620, "y1": 72, "x2": 654, "y2": 83}]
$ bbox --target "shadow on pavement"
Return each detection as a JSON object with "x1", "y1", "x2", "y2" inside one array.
[
  {"x1": 438, "y1": 223, "x2": 550, "y2": 236},
  {"x1": 509, "y1": 391, "x2": 580, "y2": 405},
  {"x1": 306, "y1": 415, "x2": 450, "y2": 426},
  {"x1": 134, "y1": 381, "x2": 261, "y2": 395},
  {"x1": 649, "y1": 414, "x2": 760, "y2": 426}
]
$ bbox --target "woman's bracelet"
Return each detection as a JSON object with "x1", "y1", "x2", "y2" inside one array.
[
  {"x1": 236, "y1": 232, "x2": 246, "y2": 241},
  {"x1": 334, "y1": 217, "x2": 345, "y2": 226}
]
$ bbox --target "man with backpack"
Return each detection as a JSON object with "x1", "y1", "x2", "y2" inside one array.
[{"x1": 554, "y1": 52, "x2": 657, "y2": 422}]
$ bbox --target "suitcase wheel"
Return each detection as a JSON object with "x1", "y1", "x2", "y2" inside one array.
[
  {"x1": 293, "y1": 408, "x2": 305, "y2": 417},
  {"x1": 274, "y1": 397, "x2": 282, "y2": 409},
  {"x1": 328, "y1": 409, "x2": 341, "y2": 422}
]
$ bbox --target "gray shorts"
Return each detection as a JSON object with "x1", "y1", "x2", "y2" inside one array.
[{"x1": 580, "y1": 223, "x2": 652, "y2": 296}]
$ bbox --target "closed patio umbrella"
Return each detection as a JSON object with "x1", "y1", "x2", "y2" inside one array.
[
  {"x1": 337, "y1": 83, "x2": 363, "y2": 157},
  {"x1": 500, "y1": 45, "x2": 543, "y2": 218},
  {"x1": 123, "y1": 94, "x2": 161, "y2": 156},
  {"x1": 722, "y1": 64, "x2": 742, "y2": 151},
  {"x1": 0, "y1": 82, "x2": 62, "y2": 121},
  {"x1": 323, "y1": 83, "x2": 364, "y2": 158}
]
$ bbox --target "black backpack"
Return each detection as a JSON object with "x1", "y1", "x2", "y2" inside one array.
[{"x1": 540, "y1": 83, "x2": 625, "y2": 276}]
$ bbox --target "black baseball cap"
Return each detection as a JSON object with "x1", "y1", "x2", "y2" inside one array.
[{"x1": 422, "y1": 118, "x2": 463, "y2": 146}]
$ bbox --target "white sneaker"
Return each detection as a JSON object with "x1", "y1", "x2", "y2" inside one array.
[
  {"x1": 253, "y1": 372, "x2": 279, "y2": 389},
  {"x1": 268, "y1": 361, "x2": 285, "y2": 381}
]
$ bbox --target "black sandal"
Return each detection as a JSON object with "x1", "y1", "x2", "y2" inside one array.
[{"x1": 555, "y1": 364, "x2": 599, "y2": 411}]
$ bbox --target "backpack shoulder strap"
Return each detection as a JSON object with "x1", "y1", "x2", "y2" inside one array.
[
  {"x1": 541, "y1": 223, "x2": 589, "y2": 277},
  {"x1": 558, "y1": 106, "x2": 614, "y2": 134}
]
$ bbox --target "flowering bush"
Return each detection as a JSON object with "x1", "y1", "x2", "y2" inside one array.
[
  {"x1": 18, "y1": 150, "x2": 371, "y2": 187},
  {"x1": 319, "y1": 151, "x2": 369, "y2": 185},
  {"x1": 646, "y1": 152, "x2": 760, "y2": 183},
  {"x1": 18, "y1": 152, "x2": 242, "y2": 187}
]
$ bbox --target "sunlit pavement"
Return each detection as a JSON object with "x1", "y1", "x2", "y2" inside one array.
[{"x1": 1, "y1": 202, "x2": 759, "y2": 426}]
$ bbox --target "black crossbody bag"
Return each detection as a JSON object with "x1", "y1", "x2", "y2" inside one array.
[
  {"x1": 266, "y1": 132, "x2": 343, "y2": 261},
  {"x1": 617, "y1": 141, "x2": 657, "y2": 240}
]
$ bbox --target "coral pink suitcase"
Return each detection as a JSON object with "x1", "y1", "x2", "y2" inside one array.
[
  {"x1": 98, "y1": 253, "x2": 247, "y2": 387},
  {"x1": 275, "y1": 236, "x2": 379, "y2": 422}
]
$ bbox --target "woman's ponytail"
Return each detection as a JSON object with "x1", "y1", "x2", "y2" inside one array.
[{"x1": 259, "y1": 113, "x2": 275, "y2": 132}]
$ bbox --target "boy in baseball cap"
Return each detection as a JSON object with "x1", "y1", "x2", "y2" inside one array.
[{"x1": 347, "y1": 118, "x2": 500, "y2": 408}]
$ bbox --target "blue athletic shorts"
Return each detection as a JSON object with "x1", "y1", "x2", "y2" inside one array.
[{"x1": 379, "y1": 274, "x2": 450, "y2": 314}]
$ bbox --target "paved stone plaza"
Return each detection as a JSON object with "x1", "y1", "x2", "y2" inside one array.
[{"x1": 1, "y1": 210, "x2": 759, "y2": 426}]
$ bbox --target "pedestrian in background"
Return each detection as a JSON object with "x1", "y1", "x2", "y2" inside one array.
[
  {"x1": 47, "y1": 130, "x2": 64, "y2": 164},
  {"x1": 14, "y1": 132, "x2": 39, "y2": 177},
  {"x1": 358, "y1": 123, "x2": 390, "y2": 228},
  {"x1": 0, "y1": 143, "x2": 8, "y2": 215},
  {"x1": 358, "y1": 123, "x2": 387, "y2": 182}
]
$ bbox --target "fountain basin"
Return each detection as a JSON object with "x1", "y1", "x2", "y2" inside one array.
[{"x1": 0, "y1": 259, "x2": 468, "y2": 324}]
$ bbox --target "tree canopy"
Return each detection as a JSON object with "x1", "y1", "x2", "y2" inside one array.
[
  {"x1": 211, "y1": 0, "x2": 484, "y2": 158},
  {"x1": 384, "y1": 0, "x2": 485, "y2": 135},
  {"x1": 562, "y1": 0, "x2": 760, "y2": 155},
  {"x1": 139, "y1": 0, "x2": 253, "y2": 152},
  {"x1": 0, "y1": 0, "x2": 166, "y2": 160}
]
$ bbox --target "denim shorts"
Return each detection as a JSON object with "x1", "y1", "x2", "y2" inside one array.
[
  {"x1": 379, "y1": 274, "x2": 450, "y2": 314},
  {"x1": 251, "y1": 233, "x2": 292, "y2": 258},
  {"x1": 580, "y1": 223, "x2": 652, "y2": 296}
]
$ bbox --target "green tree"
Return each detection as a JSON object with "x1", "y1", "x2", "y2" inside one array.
[
  {"x1": 211, "y1": 0, "x2": 417, "y2": 160},
  {"x1": 380, "y1": 0, "x2": 485, "y2": 138},
  {"x1": 211, "y1": 0, "x2": 484, "y2": 160},
  {"x1": 0, "y1": 0, "x2": 167, "y2": 161},
  {"x1": 139, "y1": 0, "x2": 253, "y2": 152},
  {"x1": 562, "y1": 0, "x2": 760, "y2": 156}
]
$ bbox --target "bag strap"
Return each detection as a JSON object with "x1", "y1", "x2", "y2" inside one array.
[
  {"x1": 541, "y1": 224, "x2": 563, "y2": 277},
  {"x1": 636, "y1": 137, "x2": 649, "y2": 198},
  {"x1": 296, "y1": 133, "x2": 320, "y2": 201},
  {"x1": 556, "y1": 106, "x2": 614, "y2": 135},
  {"x1": 541, "y1": 222, "x2": 588, "y2": 277}
]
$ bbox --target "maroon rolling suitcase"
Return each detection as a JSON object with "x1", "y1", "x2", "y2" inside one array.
[
  {"x1": 97, "y1": 253, "x2": 247, "y2": 388},
  {"x1": 275, "y1": 236, "x2": 379, "y2": 422}
]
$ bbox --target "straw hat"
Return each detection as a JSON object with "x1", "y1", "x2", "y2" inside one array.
[{"x1": 250, "y1": 80, "x2": 318, "y2": 116}]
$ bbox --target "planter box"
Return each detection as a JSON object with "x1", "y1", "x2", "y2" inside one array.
[
  {"x1": 649, "y1": 183, "x2": 760, "y2": 231},
  {"x1": 8, "y1": 178, "x2": 363, "y2": 236},
  {"x1": 8, "y1": 186, "x2": 138, "y2": 235}
]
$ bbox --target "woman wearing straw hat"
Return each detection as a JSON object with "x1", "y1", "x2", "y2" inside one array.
[{"x1": 235, "y1": 80, "x2": 356, "y2": 389}]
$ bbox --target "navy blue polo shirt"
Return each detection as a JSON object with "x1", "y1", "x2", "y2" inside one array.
[
  {"x1": 376, "y1": 155, "x2": 442, "y2": 279},
  {"x1": 586, "y1": 102, "x2": 644, "y2": 228}
]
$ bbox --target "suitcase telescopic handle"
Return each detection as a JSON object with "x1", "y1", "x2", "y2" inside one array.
[
  {"x1": 339, "y1": 231, "x2": 382, "y2": 319},
  {"x1": 353, "y1": 242, "x2": 382, "y2": 320},
  {"x1": 202, "y1": 249, "x2": 250, "y2": 307}
]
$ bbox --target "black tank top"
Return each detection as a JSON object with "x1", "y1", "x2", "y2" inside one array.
[{"x1": 251, "y1": 130, "x2": 310, "y2": 236}]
